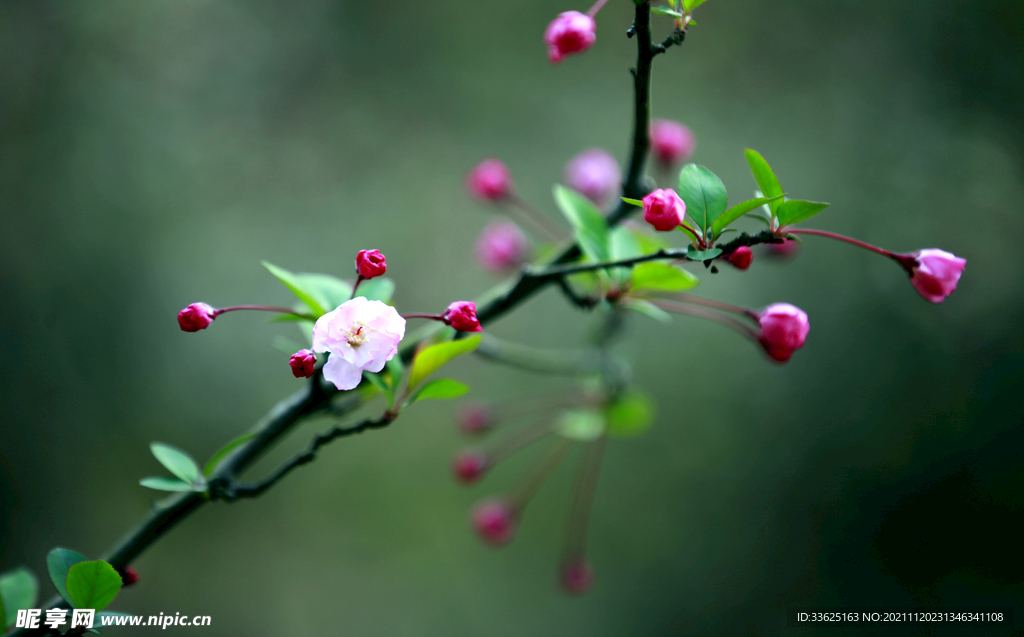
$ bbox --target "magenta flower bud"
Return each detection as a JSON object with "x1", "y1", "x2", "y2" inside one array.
[
  {"x1": 471, "y1": 499, "x2": 517, "y2": 546},
  {"x1": 458, "y1": 402, "x2": 495, "y2": 435},
  {"x1": 289, "y1": 349, "x2": 316, "y2": 379},
  {"x1": 443, "y1": 301, "x2": 483, "y2": 333},
  {"x1": 544, "y1": 11, "x2": 597, "y2": 64},
  {"x1": 559, "y1": 559, "x2": 594, "y2": 595},
  {"x1": 118, "y1": 566, "x2": 139, "y2": 587},
  {"x1": 906, "y1": 249, "x2": 966, "y2": 304},
  {"x1": 453, "y1": 450, "x2": 489, "y2": 484},
  {"x1": 651, "y1": 119, "x2": 696, "y2": 166},
  {"x1": 724, "y1": 246, "x2": 753, "y2": 270},
  {"x1": 177, "y1": 302, "x2": 217, "y2": 332},
  {"x1": 355, "y1": 249, "x2": 387, "y2": 279},
  {"x1": 475, "y1": 221, "x2": 528, "y2": 273},
  {"x1": 757, "y1": 303, "x2": 810, "y2": 363},
  {"x1": 564, "y1": 148, "x2": 621, "y2": 207},
  {"x1": 466, "y1": 159, "x2": 513, "y2": 202},
  {"x1": 642, "y1": 188, "x2": 686, "y2": 232}
]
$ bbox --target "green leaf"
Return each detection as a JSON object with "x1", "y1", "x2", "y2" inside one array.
[
  {"x1": 408, "y1": 335, "x2": 481, "y2": 389},
  {"x1": 620, "y1": 197, "x2": 644, "y2": 207},
  {"x1": 677, "y1": 164, "x2": 728, "y2": 236},
  {"x1": 554, "y1": 185, "x2": 610, "y2": 263},
  {"x1": 776, "y1": 199, "x2": 830, "y2": 227},
  {"x1": 711, "y1": 196, "x2": 783, "y2": 236},
  {"x1": 385, "y1": 355, "x2": 404, "y2": 393},
  {"x1": 686, "y1": 248, "x2": 723, "y2": 261},
  {"x1": 203, "y1": 433, "x2": 257, "y2": 478},
  {"x1": 363, "y1": 371, "x2": 393, "y2": 406},
  {"x1": 555, "y1": 410, "x2": 606, "y2": 442},
  {"x1": 139, "y1": 476, "x2": 200, "y2": 492},
  {"x1": 651, "y1": 6, "x2": 683, "y2": 17},
  {"x1": 261, "y1": 261, "x2": 328, "y2": 317},
  {"x1": 150, "y1": 442, "x2": 203, "y2": 488},
  {"x1": 630, "y1": 262, "x2": 699, "y2": 293},
  {"x1": 408, "y1": 379, "x2": 469, "y2": 405},
  {"x1": 609, "y1": 227, "x2": 644, "y2": 286},
  {"x1": 66, "y1": 561, "x2": 122, "y2": 612},
  {"x1": 744, "y1": 149, "x2": 784, "y2": 217},
  {"x1": 688, "y1": 0, "x2": 709, "y2": 10},
  {"x1": 628, "y1": 226, "x2": 670, "y2": 254},
  {"x1": 1, "y1": 568, "x2": 38, "y2": 630},
  {"x1": 606, "y1": 392, "x2": 656, "y2": 438},
  {"x1": 623, "y1": 299, "x2": 673, "y2": 323},
  {"x1": 47, "y1": 549, "x2": 87, "y2": 606}
]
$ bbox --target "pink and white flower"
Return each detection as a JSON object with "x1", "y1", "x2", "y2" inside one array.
[{"x1": 311, "y1": 297, "x2": 406, "y2": 391}]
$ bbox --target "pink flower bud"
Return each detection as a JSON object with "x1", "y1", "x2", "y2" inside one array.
[
  {"x1": 355, "y1": 249, "x2": 387, "y2": 279},
  {"x1": 466, "y1": 159, "x2": 513, "y2": 202},
  {"x1": 471, "y1": 499, "x2": 517, "y2": 546},
  {"x1": 475, "y1": 221, "x2": 528, "y2": 273},
  {"x1": 757, "y1": 303, "x2": 810, "y2": 363},
  {"x1": 443, "y1": 301, "x2": 483, "y2": 333},
  {"x1": 724, "y1": 246, "x2": 753, "y2": 270},
  {"x1": 177, "y1": 302, "x2": 216, "y2": 332},
  {"x1": 289, "y1": 349, "x2": 316, "y2": 378},
  {"x1": 642, "y1": 188, "x2": 686, "y2": 232},
  {"x1": 564, "y1": 148, "x2": 621, "y2": 207},
  {"x1": 544, "y1": 11, "x2": 597, "y2": 64},
  {"x1": 119, "y1": 566, "x2": 139, "y2": 587},
  {"x1": 906, "y1": 249, "x2": 966, "y2": 304},
  {"x1": 559, "y1": 559, "x2": 594, "y2": 595},
  {"x1": 458, "y1": 402, "x2": 495, "y2": 435},
  {"x1": 453, "y1": 450, "x2": 489, "y2": 484},
  {"x1": 766, "y1": 238, "x2": 800, "y2": 260},
  {"x1": 651, "y1": 119, "x2": 696, "y2": 166}
]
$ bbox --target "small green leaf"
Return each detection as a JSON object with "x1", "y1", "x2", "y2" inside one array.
[
  {"x1": 630, "y1": 262, "x2": 699, "y2": 293},
  {"x1": 677, "y1": 164, "x2": 728, "y2": 236},
  {"x1": 555, "y1": 410, "x2": 606, "y2": 442},
  {"x1": 47, "y1": 549, "x2": 87, "y2": 606},
  {"x1": 776, "y1": 199, "x2": 830, "y2": 227},
  {"x1": 688, "y1": 0, "x2": 709, "y2": 10},
  {"x1": 744, "y1": 149, "x2": 784, "y2": 217},
  {"x1": 408, "y1": 379, "x2": 469, "y2": 405},
  {"x1": 686, "y1": 248, "x2": 723, "y2": 261},
  {"x1": 150, "y1": 442, "x2": 203, "y2": 488},
  {"x1": 203, "y1": 433, "x2": 257, "y2": 478},
  {"x1": 623, "y1": 299, "x2": 673, "y2": 323},
  {"x1": 554, "y1": 185, "x2": 610, "y2": 263},
  {"x1": 711, "y1": 195, "x2": 784, "y2": 235},
  {"x1": 606, "y1": 392, "x2": 656, "y2": 438},
  {"x1": 628, "y1": 226, "x2": 670, "y2": 254},
  {"x1": 609, "y1": 227, "x2": 644, "y2": 286},
  {"x1": 385, "y1": 355, "x2": 404, "y2": 394},
  {"x1": 651, "y1": 6, "x2": 684, "y2": 17},
  {"x1": 139, "y1": 476, "x2": 199, "y2": 492},
  {"x1": 261, "y1": 261, "x2": 328, "y2": 317},
  {"x1": 620, "y1": 197, "x2": 644, "y2": 207},
  {"x1": 1, "y1": 568, "x2": 38, "y2": 630},
  {"x1": 408, "y1": 335, "x2": 481, "y2": 389},
  {"x1": 66, "y1": 561, "x2": 122, "y2": 612}
]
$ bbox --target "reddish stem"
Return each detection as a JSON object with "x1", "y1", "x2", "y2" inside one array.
[
  {"x1": 587, "y1": 0, "x2": 610, "y2": 17},
  {"x1": 349, "y1": 275, "x2": 365, "y2": 301},
  {"x1": 672, "y1": 294, "x2": 759, "y2": 321},
  {"x1": 649, "y1": 299, "x2": 760, "y2": 341},
  {"x1": 214, "y1": 305, "x2": 308, "y2": 318},
  {"x1": 785, "y1": 228, "x2": 896, "y2": 259},
  {"x1": 401, "y1": 313, "x2": 446, "y2": 322}
]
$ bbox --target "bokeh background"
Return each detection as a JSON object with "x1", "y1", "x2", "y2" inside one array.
[{"x1": 2, "y1": 0, "x2": 1022, "y2": 635}]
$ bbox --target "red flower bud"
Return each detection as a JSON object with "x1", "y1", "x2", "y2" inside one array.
[
  {"x1": 724, "y1": 246, "x2": 753, "y2": 270},
  {"x1": 289, "y1": 349, "x2": 316, "y2": 378},
  {"x1": 651, "y1": 119, "x2": 696, "y2": 166},
  {"x1": 466, "y1": 159, "x2": 513, "y2": 202},
  {"x1": 757, "y1": 303, "x2": 810, "y2": 363},
  {"x1": 642, "y1": 188, "x2": 686, "y2": 232},
  {"x1": 453, "y1": 450, "x2": 489, "y2": 484},
  {"x1": 119, "y1": 566, "x2": 139, "y2": 587},
  {"x1": 177, "y1": 303, "x2": 216, "y2": 332},
  {"x1": 443, "y1": 301, "x2": 483, "y2": 333},
  {"x1": 471, "y1": 499, "x2": 517, "y2": 546},
  {"x1": 906, "y1": 249, "x2": 966, "y2": 304},
  {"x1": 559, "y1": 559, "x2": 594, "y2": 595},
  {"x1": 355, "y1": 249, "x2": 387, "y2": 279},
  {"x1": 544, "y1": 11, "x2": 596, "y2": 64},
  {"x1": 457, "y1": 402, "x2": 495, "y2": 435}
]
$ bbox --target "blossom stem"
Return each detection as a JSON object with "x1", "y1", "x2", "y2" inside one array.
[
  {"x1": 215, "y1": 305, "x2": 313, "y2": 319},
  {"x1": 508, "y1": 438, "x2": 575, "y2": 510},
  {"x1": 649, "y1": 299, "x2": 760, "y2": 341},
  {"x1": 507, "y1": 193, "x2": 566, "y2": 242},
  {"x1": 786, "y1": 228, "x2": 897, "y2": 259},
  {"x1": 563, "y1": 436, "x2": 606, "y2": 560},
  {"x1": 401, "y1": 313, "x2": 445, "y2": 321},
  {"x1": 586, "y1": 0, "x2": 610, "y2": 18},
  {"x1": 670, "y1": 294, "x2": 759, "y2": 321},
  {"x1": 488, "y1": 421, "x2": 556, "y2": 464},
  {"x1": 349, "y1": 275, "x2": 365, "y2": 301}
]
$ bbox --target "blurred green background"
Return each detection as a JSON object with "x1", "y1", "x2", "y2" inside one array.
[{"x1": 2, "y1": 0, "x2": 1022, "y2": 635}]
